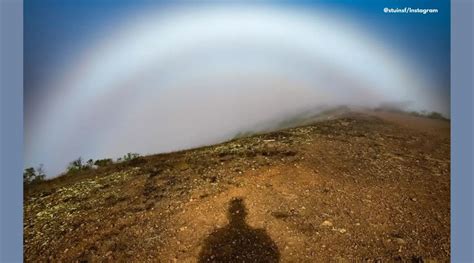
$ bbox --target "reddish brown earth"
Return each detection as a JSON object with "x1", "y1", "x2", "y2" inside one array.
[{"x1": 24, "y1": 111, "x2": 450, "y2": 262}]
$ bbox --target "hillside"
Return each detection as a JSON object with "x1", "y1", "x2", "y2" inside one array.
[{"x1": 24, "y1": 111, "x2": 450, "y2": 262}]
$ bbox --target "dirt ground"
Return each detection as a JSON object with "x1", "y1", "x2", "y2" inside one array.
[{"x1": 24, "y1": 111, "x2": 450, "y2": 262}]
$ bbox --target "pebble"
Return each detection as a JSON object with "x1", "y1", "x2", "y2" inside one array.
[
  {"x1": 395, "y1": 238, "x2": 407, "y2": 245},
  {"x1": 321, "y1": 220, "x2": 333, "y2": 227}
]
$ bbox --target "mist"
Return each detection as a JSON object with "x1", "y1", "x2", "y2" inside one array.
[{"x1": 24, "y1": 5, "x2": 449, "y2": 177}]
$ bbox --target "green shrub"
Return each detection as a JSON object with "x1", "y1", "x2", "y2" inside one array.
[
  {"x1": 23, "y1": 167, "x2": 36, "y2": 184},
  {"x1": 23, "y1": 164, "x2": 46, "y2": 185},
  {"x1": 123, "y1": 153, "x2": 140, "y2": 161},
  {"x1": 67, "y1": 157, "x2": 84, "y2": 173},
  {"x1": 94, "y1": 158, "x2": 113, "y2": 167}
]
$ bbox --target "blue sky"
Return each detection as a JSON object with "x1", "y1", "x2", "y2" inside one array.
[
  {"x1": 24, "y1": 0, "x2": 450, "y2": 107},
  {"x1": 24, "y1": 0, "x2": 450, "y2": 176}
]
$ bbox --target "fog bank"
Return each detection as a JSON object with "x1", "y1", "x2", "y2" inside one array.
[{"x1": 25, "y1": 6, "x2": 448, "y2": 176}]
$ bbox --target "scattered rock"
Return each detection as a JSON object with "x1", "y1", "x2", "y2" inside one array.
[
  {"x1": 320, "y1": 220, "x2": 333, "y2": 227},
  {"x1": 395, "y1": 238, "x2": 407, "y2": 245}
]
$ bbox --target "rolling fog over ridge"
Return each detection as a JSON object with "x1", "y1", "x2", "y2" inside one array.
[{"x1": 24, "y1": 4, "x2": 450, "y2": 177}]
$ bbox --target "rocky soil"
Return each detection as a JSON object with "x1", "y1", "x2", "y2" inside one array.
[{"x1": 24, "y1": 111, "x2": 450, "y2": 262}]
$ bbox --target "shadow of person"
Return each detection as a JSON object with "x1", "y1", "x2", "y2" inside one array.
[{"x1": 198, "y1": 198, "x2": 280, "y2": 263}]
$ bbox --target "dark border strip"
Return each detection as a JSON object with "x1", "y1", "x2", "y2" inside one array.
[
  {"x1": 0, "y1": 0, "x2": 23, "y2": 261},
  {"x1": 451, "y1": 0, "x2": 474, "y2": 261}
]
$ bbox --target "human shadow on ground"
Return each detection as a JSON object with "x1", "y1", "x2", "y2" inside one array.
[{"x1": 198, "y1": 197, "x2": 280, "y2": 263}]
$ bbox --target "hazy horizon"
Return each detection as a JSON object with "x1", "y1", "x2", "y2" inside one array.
[{"x1": 24, "y1": 1, "x2": 450, "y2": 177}]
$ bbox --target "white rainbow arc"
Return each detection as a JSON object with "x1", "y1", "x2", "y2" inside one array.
[{"x1": 26, "y1": 6, "x2": 435, "y2": 176}]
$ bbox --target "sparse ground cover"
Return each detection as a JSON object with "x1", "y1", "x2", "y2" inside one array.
[{"x1": 24, "y1": 111, "x2": 450, "y2": 262}]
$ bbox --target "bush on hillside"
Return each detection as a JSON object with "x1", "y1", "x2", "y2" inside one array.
[{"x1": 23, "y1": 164, "x2": 46, "y2": 185}]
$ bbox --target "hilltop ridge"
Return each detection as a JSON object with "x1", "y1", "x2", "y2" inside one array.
[{"x1": 24, "y1": 111, "x2": 450, "y2": 262}]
